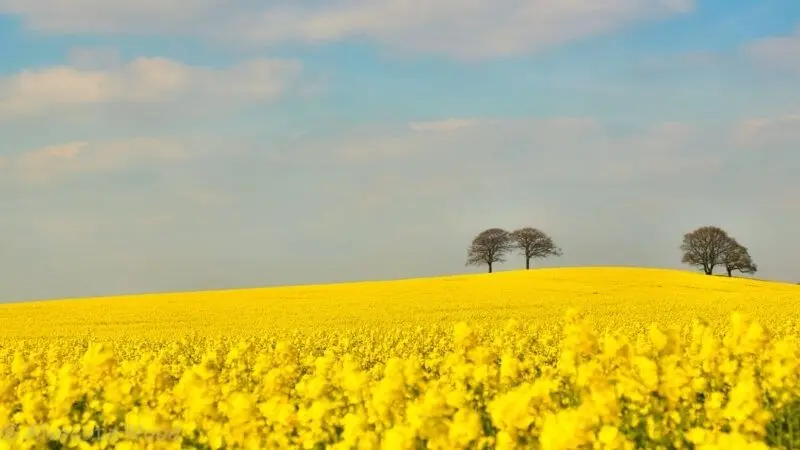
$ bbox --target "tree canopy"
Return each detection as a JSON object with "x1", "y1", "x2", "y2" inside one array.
[
  {"x1": 680, "y1": 226, "x2": 756, "y2": 277},
  {"x1": 466, "y1": 228, "x2": 513, "y2": 273},
  {"x1": 510, "y1": 227, "x2": 562, "y2": 269},
  {"x1": 722, "y1": 240, "x2": 758, "y2": 277}
]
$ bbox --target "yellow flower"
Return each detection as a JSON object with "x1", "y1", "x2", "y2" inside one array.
[{"x1": 633, "y1": 356, "x2": 659, "y2": 391}]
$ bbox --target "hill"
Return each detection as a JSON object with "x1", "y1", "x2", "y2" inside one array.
[
  {"x1": 1, "y1": 267, "x2": 800, "y2": 448},
  {"x1": 1, "y1": 267, "x2": 798, "y2": 341}
]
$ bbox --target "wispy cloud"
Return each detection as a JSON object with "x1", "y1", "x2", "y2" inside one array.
[
  {"x1": 639, "y1": 25, "x2": 800, "y2": 77},
  {"x1": 1, "y1": 0, "x2": 695, "y2": 59},
  {"x1": 743, "y1": 26, "x2": 800, "y2": 73},
  {"x1": 4, "y1": 138, "x2": 188, "y2": 184},
  {"x1": 0, "y1": 57, "x2": 303, "y2": 118}
]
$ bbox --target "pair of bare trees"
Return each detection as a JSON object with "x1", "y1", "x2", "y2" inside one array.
[
  {"x1": 466, "y1": 227, "x2": 562, "y2": 273},
  {"x1": 680, "y1": 226, "x2": 758, "y2": 277}
]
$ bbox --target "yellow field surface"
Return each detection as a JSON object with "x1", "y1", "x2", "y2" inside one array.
[
  {"x1": 0, "y1": 267, "x2": 798, "y2": 341},
  {"x1": 1, "y1": 267, "x2": 800, "y2": 449}
]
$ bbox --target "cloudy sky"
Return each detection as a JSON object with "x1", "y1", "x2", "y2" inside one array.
[{"x1": 1, "y1": 0, "x2": 799, "y2": 301}]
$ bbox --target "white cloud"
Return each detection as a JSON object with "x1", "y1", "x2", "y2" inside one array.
[
  {"x1": 0, "y1": 0, "x2": 217, "y2": 33},
  {"x1": 0, "y1": 57, "x2": 303, "y2": 118},
  {"x1": 0, "y1": 0, "x2": 695, "y2": 59},
  {"x1": 4, "y1": 138, "x2": 188, "y2": 184},
  {"x1": 743, "y1": 26, "x2": 800, "y2": 73}
]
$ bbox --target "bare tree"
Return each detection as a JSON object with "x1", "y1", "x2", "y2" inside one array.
[
  {"x1": 510, "y1": 227, "x2": 562, "y2": 269},
  {"x1": 466, "y1": 228, "x2": 513, "y2": 273},
  {"x1": 722, "y1": 240, "x2": 758, "y2": 277},
  {"x1": 680, "y1": 226, "x2": 736, "y2": 275}
]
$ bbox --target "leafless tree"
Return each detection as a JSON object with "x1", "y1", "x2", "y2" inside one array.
[
  {"x1": 722, "y1": 240, "x2": 758, "y2": 277},
  {"x1": 510, "y1": 227, "x2": 562, "y2": 269},
  {"x1": 680, "y1": 226, "x2": 736, "y2": 275},
  {"x1": 466, "y1": 228, "x2": 513, "y2": 273}
]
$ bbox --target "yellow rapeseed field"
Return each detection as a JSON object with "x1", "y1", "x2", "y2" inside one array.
[{"x1": 0, "y1": 267, "x2": 799, "y2": 449}]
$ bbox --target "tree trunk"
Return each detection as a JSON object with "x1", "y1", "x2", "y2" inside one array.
[
  {"x1": 488, "y1": 262, "x2": 492, "y2": 273},
  {"x1": 525, "y1": 258, "x2": 530, "y2": 270},
  {"x1": 727, "y1": 268, "x2": 732, "y2": 277}
]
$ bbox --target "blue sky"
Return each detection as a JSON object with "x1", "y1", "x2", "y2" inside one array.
[{"x1": 1, "y1": 0, "x2": 800, "y2": 301}]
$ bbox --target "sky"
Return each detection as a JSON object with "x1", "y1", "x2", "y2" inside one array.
[{"x1": 1, "y1": 0, "x2": 799, "y2": 301}]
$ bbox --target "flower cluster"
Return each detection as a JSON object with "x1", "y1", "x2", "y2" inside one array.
[{"x1": 0, "y1": 309, "x2": 799, "y2": 449}]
